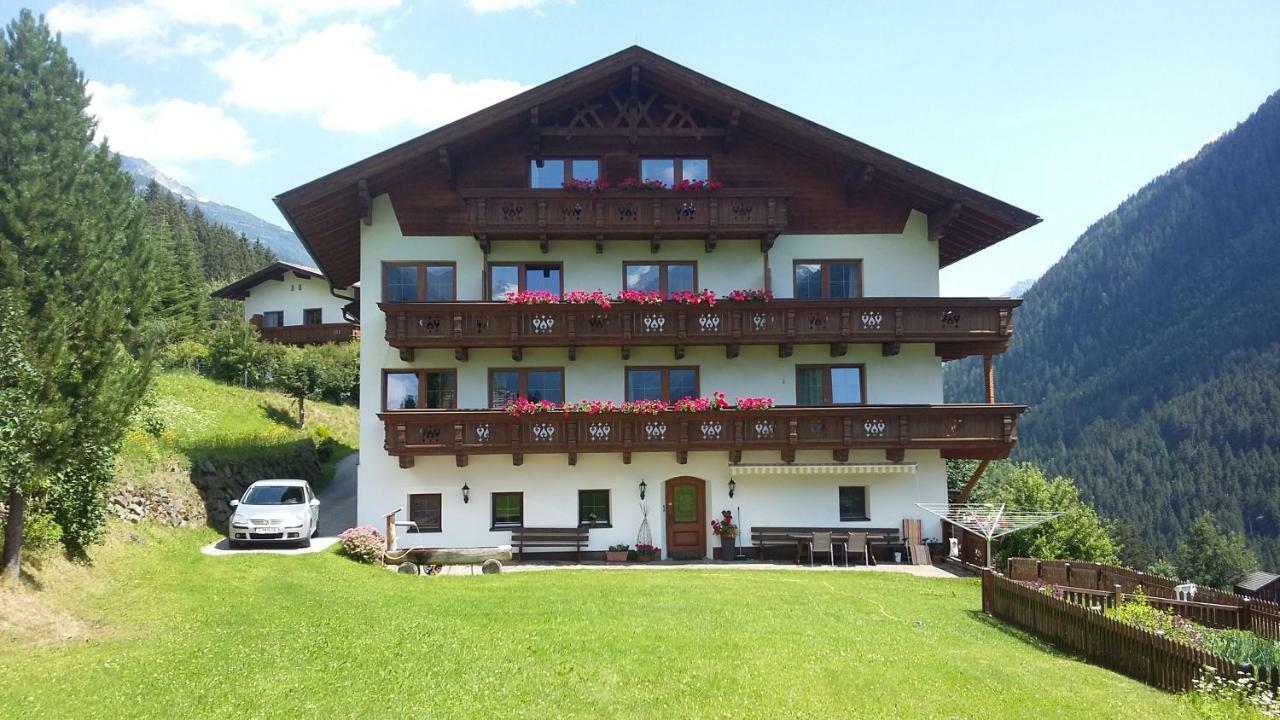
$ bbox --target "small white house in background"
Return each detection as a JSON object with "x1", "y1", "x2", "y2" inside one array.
[
  {"x1": 274, "y1": 47, "x2": 1037, "y2": 561},
  {"x1": 211, "y1": 261, "x2": 359, "y2": 345}
]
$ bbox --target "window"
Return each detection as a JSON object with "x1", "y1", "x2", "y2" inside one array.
[
  {"x1": 383, "y1": 370, "x2": 457, "y2": 410},
  {"x1": 623, "y1": 262, "x2": 696, "y2": 295},
  {"x1": 793, "y1": 260, "x2": 861, "y2": 299},
  {"x1": 261, "y1": 311, "x2": 283, "y2": 328},
  {"x1": 640, "y1": 157, "x2": 709, "y2": 186},
  {"x1": 489, "y1": 368, "x2": 564, "y2": 407},
  {"x1": 529, "y1": 158, "x2": 599, "y2": 188},
  {"x1": 383, "y1": 262, "x2": 456, "y2": 303},
  {"x1": 492, "y1": 492, "x2": 523, "y2": 528},
  {"x1": 839, "y1": 486, "x2": 869, "y2": 522},
  {"x1": 578, "y1": 490, "x2": 610, "y2": 527},
  {"x1": 487, "y1": 262, "x2": 563, "y2": 300},
  {"x1": 796, "y1": 365, "x2": 865, "y2": 405},
  {"x1": 302, "y1": 308, "x2": 322, "y2": 325},
  {"x1": 407, "y1": 493, "x2": 442, "y2": 533},
  {"x1": 625, "y1": 367, "x2": 699, "y2": 403}
]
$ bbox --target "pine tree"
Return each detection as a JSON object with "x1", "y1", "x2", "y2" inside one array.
[
  {"x1": 1174, "y1": 511, "x2": 1259, "y2": 590},
  {"x1": 0, "y1": 10, "x2": 159, "y2": 577}
]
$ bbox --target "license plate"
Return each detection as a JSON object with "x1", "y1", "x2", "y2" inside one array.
[{"x1": 254, "y1": 528, "x2": 282, "y2": 536}]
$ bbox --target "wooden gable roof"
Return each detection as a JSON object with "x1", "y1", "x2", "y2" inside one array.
[
  {"x1": 210, "y1": 261, "x2": 325, "y2": 300},
  {"x1": 275, "y1": 46, "x2": 1040, "y2": 288}
]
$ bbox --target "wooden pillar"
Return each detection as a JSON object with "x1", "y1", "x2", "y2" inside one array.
[
  {"x1": 762, "y1": 248, "x2": 772, "y2": 293},
  {"x1": 983, "y1": 354, "x2": 996, "y2": 404},
  {"x1": 957, "y1": 459, "x2": 991, "y2": 502},
  {"x1": 384, "y1": 510, "x2": 398, "y2": 552}
]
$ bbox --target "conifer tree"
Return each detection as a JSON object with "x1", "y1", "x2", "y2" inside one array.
[{"x1": 0, "y1": 10, "x2": 158, "y2": 577}]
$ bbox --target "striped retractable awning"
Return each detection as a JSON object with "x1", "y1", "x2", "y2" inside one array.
[{"x1": 729, "y1": 462, "x2": 917, "y2": 476}]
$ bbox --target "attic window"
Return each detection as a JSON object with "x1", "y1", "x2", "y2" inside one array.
[
  {"x1": 641, "y1": 158, "x2": 709, "y2": 186},
  {"x1": 530, "y1": 158, "x2": 599, "y2": 189}
]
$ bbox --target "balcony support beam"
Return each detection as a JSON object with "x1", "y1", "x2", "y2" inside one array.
[
  {"x1": 778, "y1": 343, "x2": 793, "y2": 358},
  {"x1": 760, "y1": 233, "x2": 777, "y2": 253},
  {"x1": 621, "y1": 346, "x2": 631, "y2": 360},
  {"x1": 704, "y1": 233, "x2": 717, "y2": 253},
  {"x1": 539, "y1": 235, "x2": 550, "y2": 254},
  {"x1": 650, "y1": 234, "x2": 661, "y2": 254},
  {"x1": 455, "y1": 454, "x2": 468, "y2": 468},
  {"x1": 594, "y1": 235, "x2": 605, "y2": 254},
  {"x1": 511, "y1": 347, "x2": 523, "y2": 362},
  {"x1": 881, "y1": 342, "x2": 901, "y2": 357},
  {"x1": 886, "y1": 448, "x2": 905, "y2": 463},
  {"x1": 454, "y1": 347, "x2": 468, "y2": 362},
  {"x1": 567, "y1": 346, "x2": 577, "y2": 361},
  {"x1": 512, "y1": 453, "x2": 523, "y2": 466},
  {"x1": 833, "y1": 448, "x2": 850, "y2": 462},
  {"x1": 399, "y1": 347, "x2": 415, "y2": 362},
  {"x1": 781, "y1": 448, "x2": 796, "y2": 463},
  {"x1": 830, "y1": 342, "x2": 847, "y2": 357},
  {"x1": 983, "y1": 354, "x2": 997, "y2": 403},
  {"x1": 676, "y1": 450, "x2": 688, "y2": 465},
  {"x1": 398, "y1": 456, "x2": 414, "y2": 469},
  {"x1": 674, "y1": 344, "x2": 685, "y2": 360},
  {"x1": 726, "y1": 343, "x2": 739, "y2": 359}
]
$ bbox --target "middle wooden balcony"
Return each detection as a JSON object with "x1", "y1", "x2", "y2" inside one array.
[{"x1": 380, "y1": 297, "x2": 1020, "y2": 362}]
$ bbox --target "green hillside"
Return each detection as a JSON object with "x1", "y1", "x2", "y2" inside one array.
[{"x1": 946, "y1": 90, "x2": 1280, "y2": 567}]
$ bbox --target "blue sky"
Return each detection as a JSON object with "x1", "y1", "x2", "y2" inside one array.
[{"x1": 5, "y1": 0, "x2": 1279, "y2": 294}]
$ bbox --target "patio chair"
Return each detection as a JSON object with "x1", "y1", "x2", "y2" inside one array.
[
  {"x1": 810, "y1": 532, "x2": 835, "y2": 566},
  {"x1": 843, "y1": 532, "x2": 870, "y2": 567}
]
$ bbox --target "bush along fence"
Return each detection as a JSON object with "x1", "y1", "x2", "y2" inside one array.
[
  {"x1": 1008, "y1": 558, "x2": 1280, "y2": 641},
  {"x1": 983, "y1": 567, "x2": 1280, "y2": 695}
]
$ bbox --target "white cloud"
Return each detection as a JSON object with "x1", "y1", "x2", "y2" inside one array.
[
  {"x1": 213, "y1": 23, "x2": 529, "y2": 134},
  {"x1": 467, "y1": 0, "x2": 549, "y2": 12},
  {"x1": 47, "y1": 3, "x2": 165, "y2": 45},
  {"x1": 87, "y1": 80, "x2": 259, "y2": 176}
]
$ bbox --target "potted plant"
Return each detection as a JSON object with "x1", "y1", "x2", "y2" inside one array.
[
  {"x1": 635, "y1": 543, "x2": 660, "y2": 562},
  {"x1": 711, "y1": 510, "x2": 739, "y2": 561},
  {"x1": 605, "y1": 543, "x2": 630, "y2": 563}
]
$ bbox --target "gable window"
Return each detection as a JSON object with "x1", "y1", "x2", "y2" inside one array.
[
  {"x1": 488, "y1": 262, "x2": 563, "y2": 300},
  {"x1": 530, "y1": 158, "x2": 599, "y2": 189},
  {"x1": 623, "y1": 261, "x2": 696, "y2": 295},
  {"x1": 625, "y1": 367, "x2": 699, "y2": 403},
  {"x1": 640, "y1": 157, "x2": 709, "y2": 186},
  {"x1": 407, "y1": 493, "x2": 442, "y2": 533},
  {"x1": 383, "y1": 262, "x2": 456, "y2": 303},
  {"x1": 578, "y1": 489, "x2": 610, "y2": 527},
  {"x1": 261, "y1": 311, "x2": 283, "y2": 328},
  {"x1": 383, "y1": 369, "x2": 458, "y2": 410},
  {"x1": 302, "y1": 308, "x2": 322, "y2": 325},
  {"x1": 795, "y1": 365, "x2": 865, "y2": 405},
  {"x1": 838, "y1": 486, "x2": 869, "y2": 522},
  {"x1": 492, "y1": 492, "x2": 523, "y2": 528},
  {"x1": 489, "y1": 368, "x2": 564, "y2": 408},
  {"x1": 793, "y1": 260, "x2": 861, "y2": 299}
]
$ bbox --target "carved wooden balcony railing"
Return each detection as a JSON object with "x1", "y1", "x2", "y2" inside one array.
[
  {"x1": 380, "y1": 298, "x2": 1019, "y2": 361},
  {"x1": 462, "y1": 189, "x2": 789, "y2": 252},
  {"x1": 255, "y1": 323, "x2": 359, "y2": 346},
  {"x1": 380, "y1": 404, "x2": 1024, "y2": 467}
]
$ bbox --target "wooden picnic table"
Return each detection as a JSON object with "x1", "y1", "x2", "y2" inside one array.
[{"x1": 787, "y1": 532, "x2": 908, "y2": 566}]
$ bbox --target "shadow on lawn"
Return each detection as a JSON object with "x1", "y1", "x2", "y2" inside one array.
[
  {"x1": 260, "y1": 401, "x2": 301, "y2": 430},
  {"x1": 965, "y1": 609, "x2": 1078, "y2": 659}
]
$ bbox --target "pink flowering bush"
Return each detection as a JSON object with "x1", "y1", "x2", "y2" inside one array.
[
  {"x1": 561, "y1": 178, "x2": 610, "y2": 194},
  {"x1": 668, "y1": 289, "x2": 718, "y2": 306},
  {"x1": 562, "y1": 290, "x2": 613, "y2": 309},
  {"x1": 503, "y1": 392, "x2": 773, "y2": 416},
  {"x1": 338, "y1": 525, "x2": 384, "y2": 564},
  {"x1": 615, "y1": 289, "x2": 665, "y2": 305},
  {"x1": 504, "y1": 290, "x2": 559, "y2": 305},
  {"x1": 672, "y1": 179, "x2": 723, "y2": 192},
  {"x1": 734, "y1": 396, "x2": 775, "y2": 411},
  {"x1": 728, "y1": 288, "x2": 773, "y2": 302}
]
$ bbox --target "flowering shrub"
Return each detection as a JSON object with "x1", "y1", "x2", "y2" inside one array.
[
  {"x1": 672, "y1": 179, "x2": 723, "y2": 192},
  {"x1": 608, "y1": 543, "x2": 631, "y2": 552},
  {"x1": 618, "y1": 398, "x2": 670, "y2": 415},
  {"x1": 562, "y1": 290, "x2": 613, "y2": 309},
  {"x1": 728, "y1": 288, "x2": 773, "y2": 302},
  {"x1": 711, "y1": 510, "x2": 738, "y2": 538},
  {"x1": 1106, "y1": 588, "x2": 1206, "y2": 645},
  {"x1": 502, "y1": 393, "x2": 774, "y2": 416},
  {"x1": 338, "y1": 525, "x2": 384, "y2": 564},
  {"x1": 1181, "y1": 666, "x2": 1280, "y2": 718},
  {"x1": 672, "y1": 392, "x2": 729, "y2": 412},
  {"x1": 503, "y1": 397, "x2": 564, "y2": 416},
  {"x1": 614, "y1": 177, "x2": 669, "y2": 191},
  {"x1": 504, "y1": 290, "x2": 559, "y2": 305},
  {"x1": 668, "y1": 289, "x2": 717, "y2": 306},
  {"x1": 734, "y1": 396, "x2": 775, "y2": 411},
  {"x1": 615, "y1": 289, "x2": 665, "y2": 305},
  {"x1": 561, "y1": 178, "x2": 610, "y2": 194},
  {"x1": 635, "y1": 543, "x2": 660, "y2": 558}
]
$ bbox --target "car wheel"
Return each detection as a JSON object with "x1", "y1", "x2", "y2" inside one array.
[{"x1": 299, "y1": 536, "x2": 312, "y2": 549}]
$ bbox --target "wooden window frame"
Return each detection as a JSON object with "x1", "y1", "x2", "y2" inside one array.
[
  {"x1": 485, "y1": 261, "x2": 565, "y2": 300},
  {"x1": 638, "y1": 156, "x2": 712, "y2": 184},
  {"x1": 838, "y1": 486, "x2": 869, "y2": 522},
  {"x1": 487, "y1": 367, "x2": 566, "y2": 408},
  {"x1": 381, "y1": 368, "x2": 458, "y2": 411},
  {"x1": 261, "y1": 311, "x2": 284, "y2": 327},
  {"x1": 792, "y1": 259, "x2": 864, "y2": 299},
  {"x1": 528, "y1": 157, "x2": 601, "y2": 188},
  {"x1": 302, "y1": 308, "x2": 322, "y2": 325},
  {"x1": 381, "y1": 261, "x2": 457, "y2": 303},
  {"x1": 621, "y1": 261, "x2": 698, "y2": 295},
  {"x1": 407, "y1": 492, "x2": 442, "y2": 533},
  {"x1": 624, "y1": 366, "x2": 701, "y2": 403},
  {"x1": 795, "y1": 364, "x2": 867, "y2": 406},
  {"x1": 491, "y1": 491, "x2": 524, "y2": 530},
  {"x1": 577, "y1": 489, "x2": 611, "y2": 528}
]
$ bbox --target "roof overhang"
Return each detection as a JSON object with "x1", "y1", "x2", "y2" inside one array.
[{"x1": 210, "y1": 261, "x2": 324, "y2": 300}]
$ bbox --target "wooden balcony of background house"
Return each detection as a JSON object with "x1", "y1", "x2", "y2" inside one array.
[
  {"x1": 462, "y1": 188, "x2": 789, "y2": 253},
  {"x1": 379, "y1": 403, "x2": 1024, "y2": 468},
  {"x1": 249, "y1": 315, "x2": 360, "y2": 346},
  {"x1": 380, "y1": 297, "x2": 1019, "y2": 362}
]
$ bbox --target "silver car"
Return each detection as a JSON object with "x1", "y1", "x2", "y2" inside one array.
[{"x1": 228, "y1": 479, "x2": 320, "y2": 549}]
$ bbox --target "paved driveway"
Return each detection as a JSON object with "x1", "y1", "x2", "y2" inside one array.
[{"x1": 317, "y1": 451, "x2": 358, "y2": 537}]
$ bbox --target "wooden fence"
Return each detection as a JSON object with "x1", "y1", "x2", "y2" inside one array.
[
  {"x1": 982, "y1": 570, "x2": 1280, "y2": 694},
  {"x1": 1008, "y1": 558, "x2": 1280, "y2": 641}
]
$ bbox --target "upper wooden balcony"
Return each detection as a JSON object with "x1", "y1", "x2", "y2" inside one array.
[
  {"x1": 380, "y1": 403, "x2": 1024, "y2": 467},
  {"x1": 462, "y1": 189, "x2": 789, "y2": 252},
  {"x1": 254, "y1": 322, "x2": 360, "y2": 346},
  {"x1": 380, "y1": 297, "x2": 1019, "y2": 362}
]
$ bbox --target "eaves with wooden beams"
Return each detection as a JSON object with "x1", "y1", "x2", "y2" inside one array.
[{"x1": 274, "y1": 46, "x2": 1040, "y2": 289}]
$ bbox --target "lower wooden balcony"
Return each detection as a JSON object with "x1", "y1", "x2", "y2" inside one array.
[
  {"x1": 255, "y1": 322, "x2": 360, "y2": 346},
  {"x1": 381, "y1": 298, "x2": 1019, "y2": 362},
  {"x1": 380, "y1": 404, "x2": 1025, "y2": 467}
]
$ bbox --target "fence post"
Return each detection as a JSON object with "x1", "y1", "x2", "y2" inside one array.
[
  {"x1": 1239, "y1": 598, "x2": 1252, "y2": 632},
  {"x1": 1113, "y1": 584, "x2": 1123, "y2": 610}
]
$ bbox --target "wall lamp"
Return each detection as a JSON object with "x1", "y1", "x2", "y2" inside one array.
[
  {"x1": 462, "y1": 483, "x2": 470, "y2": 504},
  {"x1": 728, "y1": 479, "x2": 736, "y2": 498},
  {"x1": 639, "y1": 480, "x2": 647, "y2": 500}
]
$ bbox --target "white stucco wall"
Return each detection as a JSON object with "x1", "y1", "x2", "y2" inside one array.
[
  {"x1": 242, "y1": 273, "x2": 349, "y2": 326},
  {"x1": 356, "y1": 194, "x2": 950, "y2": 557}
]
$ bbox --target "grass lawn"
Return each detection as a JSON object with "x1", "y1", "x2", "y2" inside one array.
[{"x1": 0, "y1": 527, "x2": 1220, "y2": 719}]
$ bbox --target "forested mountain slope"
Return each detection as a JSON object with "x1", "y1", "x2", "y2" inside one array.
[{"x1": 946, "y1": 90, "x2": 1280, "y2": 567}]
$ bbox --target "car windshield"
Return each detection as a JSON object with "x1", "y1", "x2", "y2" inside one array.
[{"x1": 242, "y1": 485, "x2": 306, "y2": 505}]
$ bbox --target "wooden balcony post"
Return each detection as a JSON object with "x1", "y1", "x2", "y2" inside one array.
[{"x1": 983, "y1": 354, "x2": 996, "y2": 403}]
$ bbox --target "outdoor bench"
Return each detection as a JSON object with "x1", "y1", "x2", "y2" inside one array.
[{"x1": 509, "y1": 526, "x2": 589, "y2": 561}]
